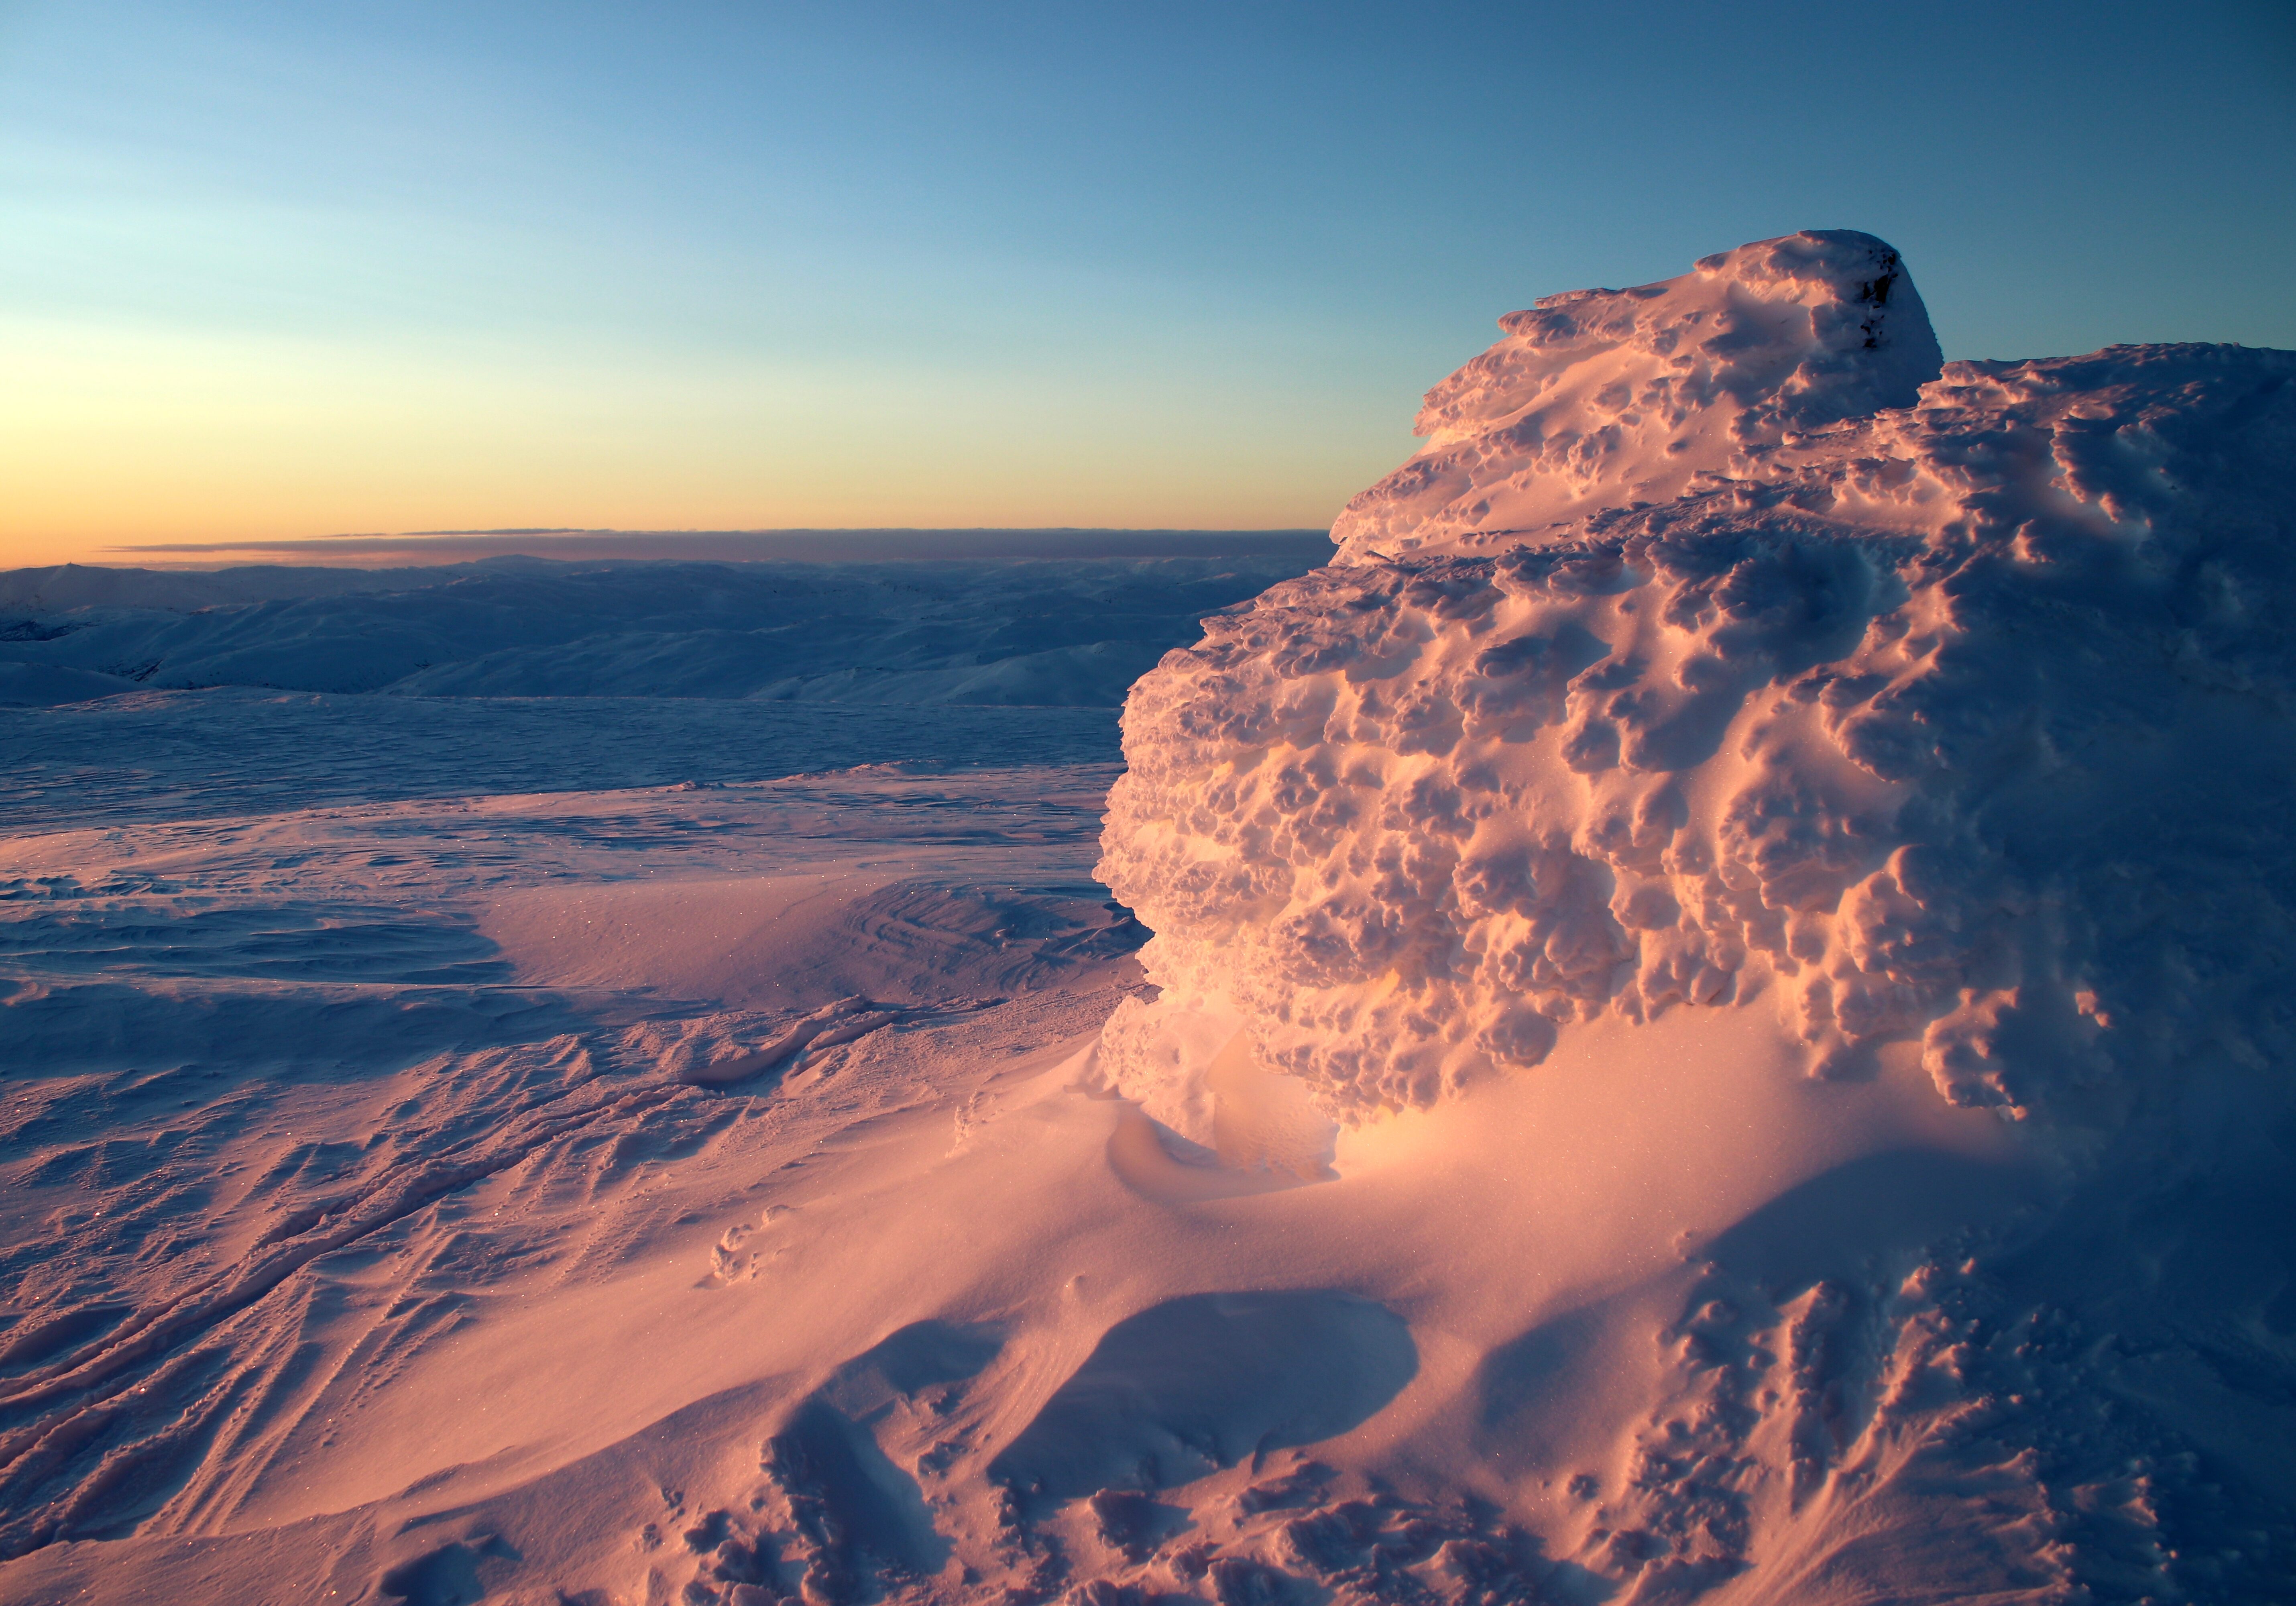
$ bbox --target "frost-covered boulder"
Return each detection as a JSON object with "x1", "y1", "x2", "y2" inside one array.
[
  {"x1": 1099, "y1": 232, "x2": 2296, "y2": 1147},
  {"x1": 1332, "y1": 229, "x2": 1942, "y2": 563}
]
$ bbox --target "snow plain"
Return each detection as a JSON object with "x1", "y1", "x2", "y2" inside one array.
[{"x1": 4, "y1": 236, "x2": 2294, "y2": 1606}]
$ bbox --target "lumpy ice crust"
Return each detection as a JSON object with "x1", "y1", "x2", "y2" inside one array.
[
  {"x1": 1099, "y1": 234, "x2": 2296, "y2": 1141},
  {"x1": 1330, "y1": 229, "x2": 1946, "y2": 564}
]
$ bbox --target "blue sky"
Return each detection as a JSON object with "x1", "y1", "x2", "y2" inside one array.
[{"x1": 3, "y1": 0, "x2": 2290, "y2": 560}]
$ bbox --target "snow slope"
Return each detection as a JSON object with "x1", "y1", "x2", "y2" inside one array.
[
  {"x1": 0, "y1": 690, "x2": 1121, "y2": 832},
  {"x1": 0, "y1": 764, "x2": 1162, "y2": 1601},
  {"x1": 4, "y1": 236, "x2": 2293, "y2": 1606},
  {"x1": 0, "y1": 550, "x2": 1327, "y2": 708}
]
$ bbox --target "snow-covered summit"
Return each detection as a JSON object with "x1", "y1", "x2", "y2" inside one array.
[{"x1": 1333, "y1": 229, "x2": 1943, "y2": 562}]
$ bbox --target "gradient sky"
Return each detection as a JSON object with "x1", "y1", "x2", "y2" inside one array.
[{"x1": 3, "y1": 0, "x2": 2291, "y2": 567}]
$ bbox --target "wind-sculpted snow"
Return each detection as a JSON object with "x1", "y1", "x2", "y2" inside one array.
[
  {"x1": 1332, "y1": 230, "x2": 1942, "y2": 563},
  {"x1": 11, "y1": 244, "x2": 2296, "y2": 1606},
  {"x1": 1102, "y1": 234, "x2": 2296, "y2": 1147}
]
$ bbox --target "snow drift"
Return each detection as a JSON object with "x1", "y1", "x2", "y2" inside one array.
[{"x1": 1101, "y1": 226, "x2": 2295, "y2": 1154}]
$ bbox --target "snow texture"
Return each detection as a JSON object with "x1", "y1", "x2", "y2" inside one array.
[
  {"x1": 1331, "y1": 231, "x2": 1942, "y2": 563},
  {"x1": 6, "y1": 236, "x2": 2295, "y2": 1606},
  {"x1": 1101, "y1": 231, "x2": 2296, "y2": 1151}
]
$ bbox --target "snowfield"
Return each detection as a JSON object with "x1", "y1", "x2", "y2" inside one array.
[
  {"x1": 4, "y1": 237, "x2": 2293, "y2": 1605},
  {"x1": 0, "y1": 547, "x2": 1327, "y2": 708}
]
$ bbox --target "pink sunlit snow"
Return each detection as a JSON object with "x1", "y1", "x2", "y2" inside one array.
[{"x1": 4, "y1": 235, "x2": 2293, "y2": 1606}]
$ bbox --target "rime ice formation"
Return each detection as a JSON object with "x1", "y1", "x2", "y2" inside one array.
[
  {"x1": 1099, "y1": 231, "x2": 2296, "y2": 1143},
  {"x1": 1331, "y1": 230, "x2": 1943, "y2": 563}
]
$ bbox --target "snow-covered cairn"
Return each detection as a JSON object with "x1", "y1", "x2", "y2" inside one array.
[{"x1": 1098, "y1": 230, "x2": 2296, "y2": 1141}]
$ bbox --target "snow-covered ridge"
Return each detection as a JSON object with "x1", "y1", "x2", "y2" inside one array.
[
  {"x1": 1101, "y1": 233, "x2": 2296, "y2": 1146},
  {"x1": 0, "y1": 554, "x2": 1325, "y2": 708}
]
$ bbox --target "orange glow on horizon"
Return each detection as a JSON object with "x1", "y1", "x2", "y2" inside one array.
[{"x1": 0, "y1": 320, "x2": 1398, "y2": 569}]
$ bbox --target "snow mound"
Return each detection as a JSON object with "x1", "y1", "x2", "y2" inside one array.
[
  {"x1": 0, "y1": 661, "x2": 137, "y2": 707},
  {"x1": 1333, "y1": 229, "x2": 1943, "y2": 564},
  {"x1": 989, "y1": 1291, "x2": 1416, "y2": 1500},
  {"x1": 1100, "y1": 233, "x2": 2296, "y2": 1147}
]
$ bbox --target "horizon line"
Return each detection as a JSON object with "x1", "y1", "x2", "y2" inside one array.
[
  {"x1": 101, "y1": 524, "x2": 1333, "y2": 555},
  {"x1": 12, "y1": 526, "x2": 1343, "y2": 574}
]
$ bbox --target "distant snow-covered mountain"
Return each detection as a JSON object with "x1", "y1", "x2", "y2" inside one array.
[{"x1": 0, "y1": 548, "x2": 1328, "y2": 707}]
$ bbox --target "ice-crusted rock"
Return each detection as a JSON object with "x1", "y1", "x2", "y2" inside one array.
[
  {"x1": 1332, "y1": 230, "x2": 1943, "y2": 564},
  {"x1": 1099, "y1": 232, "x2": 2296, "y2": 1142}
]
